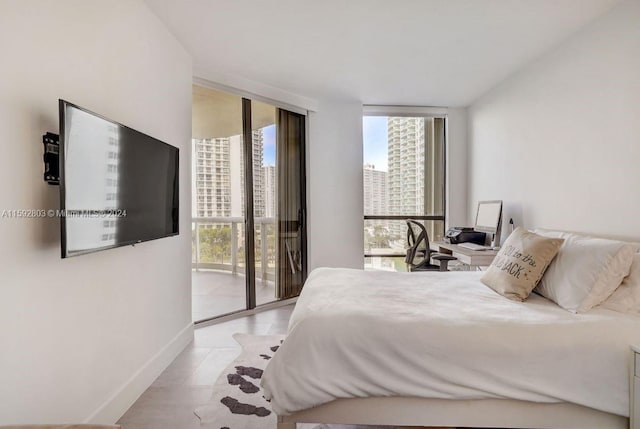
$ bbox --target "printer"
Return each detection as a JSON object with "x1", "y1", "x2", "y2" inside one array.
[{"x1": 445, "y1": 227, "x2": 486, "y2": 245}]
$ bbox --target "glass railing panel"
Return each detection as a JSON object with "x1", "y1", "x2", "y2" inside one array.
[{"x1": 195, "y1": 221, "x2": 234, "y2": 267}]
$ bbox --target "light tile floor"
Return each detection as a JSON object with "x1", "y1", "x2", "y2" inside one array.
[
  {"x1": 192, "y1": 270, "x2": 277, "y2": 322},
  {"x1": 117, "y1": 305, "x2": 294, "y2": 429},
  {"x1": 117, "y1": 305, "x2": 452, "y2": 429}
]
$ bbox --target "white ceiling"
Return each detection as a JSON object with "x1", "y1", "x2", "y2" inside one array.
[{"x1": 145, "y1": 0, "x2": 620, "y2": 107}]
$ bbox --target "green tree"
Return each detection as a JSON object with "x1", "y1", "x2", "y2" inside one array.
[
  {"x1": 198, "y1": 226, "x2": 232, "y2": 264},
  {"x1": 370, "y1": 225, "x2": 390, "y2": 248}
]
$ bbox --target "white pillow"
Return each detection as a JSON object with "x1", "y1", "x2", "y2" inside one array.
[
  {"x1": 534, "y1": 230, "x2": 635, "y2": 313},
  {"x1": 600, "y1": 253, "x2": 640, "y2": 314}
]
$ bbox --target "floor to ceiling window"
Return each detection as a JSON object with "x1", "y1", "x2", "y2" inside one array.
[
  {"x1": 191, "y1": 84, "x2": 307, "y2": 322},
  {"x1": 363, "y1": 111, "x2": 446, "y2": 271}
]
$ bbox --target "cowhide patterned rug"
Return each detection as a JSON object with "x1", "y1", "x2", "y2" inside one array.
[
  {"x1": 194, "y1": 333, "x2": 451, "y2": 429},
  {"x1": 194, "y1": 333, "x2": 313, "y2": 429}
]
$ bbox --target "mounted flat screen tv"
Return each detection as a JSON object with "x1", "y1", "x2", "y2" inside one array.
[{"x1": 59, "y1": 100, "x2": 179, "y2": 258}]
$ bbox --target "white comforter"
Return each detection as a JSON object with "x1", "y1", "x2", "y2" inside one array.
[{"x1": 261, "y1": 268, "x2": 640, "y2": 416}]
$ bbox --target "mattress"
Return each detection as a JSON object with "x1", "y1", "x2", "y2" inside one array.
[{"x1": 261, "y1": 267, "x2": 640, "y2": 416}]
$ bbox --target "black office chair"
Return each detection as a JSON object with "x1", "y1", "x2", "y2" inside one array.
[{"x1": 405, "y1": 220, "x2": 456, "y2": 272}]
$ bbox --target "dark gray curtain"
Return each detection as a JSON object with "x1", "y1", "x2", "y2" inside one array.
[{"x1": 276, "y1": 109, "x2": 307, "y2": 299}]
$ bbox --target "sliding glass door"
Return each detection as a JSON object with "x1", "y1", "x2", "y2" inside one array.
[
  {"x1": 192, "y1": 87, "x2": 247, "y2": 319},
  {"x1": 191, "y1": 84, "x2": 307, "y2": 322},
  {"x1": 251, "y1": 100, "x2": 277, "y2": 307}
]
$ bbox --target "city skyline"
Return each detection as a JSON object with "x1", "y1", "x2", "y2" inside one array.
[
  {"x1": 363, "y1": 117, "x2": 427, "y2": 237},
  {"x1": 363, "y1": 115, "x2": 446, "y2": 255},
  {"x1": 363, "y1": 163, "x2": 387, "y2": 216},
  {"x1": 193, "y1": 128, "x2": 276, "y2": 220}
]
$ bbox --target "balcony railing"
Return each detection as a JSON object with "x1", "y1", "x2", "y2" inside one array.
[{"x1": 192, "y1": 216, "x2": 276, "y2": 282}]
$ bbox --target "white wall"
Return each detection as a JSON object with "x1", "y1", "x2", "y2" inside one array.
[
  {"x1": 468, "y1": 0, "x2": 640, "y2": 240},
  {"x1": 0, "y1": 1, "x2": 192, "y2": 424},
  {"x1": 307, "y1": 99, "x2": 364, "y2": 270}
]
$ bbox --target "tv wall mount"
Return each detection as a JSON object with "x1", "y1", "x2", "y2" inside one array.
[{"x1": 43, "y1": 132, "x2": 59, "y2": 185}]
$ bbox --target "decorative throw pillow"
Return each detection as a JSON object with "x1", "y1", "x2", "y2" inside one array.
[
  {"x1": 599, "y1": 253, "x2": 640, "y2": 314},
  {"x1": 534, "y1": 230, "x2": 635, "y2": 313},
  {"x1": 481, "y1": 227, "x2": 564, "y2": 301}
]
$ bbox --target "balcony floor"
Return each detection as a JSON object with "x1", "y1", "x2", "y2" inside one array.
[{"x1": 192, "y1": 270, "x2": 277, "y2": 321}]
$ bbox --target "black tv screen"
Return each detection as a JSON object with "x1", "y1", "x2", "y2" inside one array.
[{"x1": 59, "y1": 100, "x2": 179, "y2": 258}]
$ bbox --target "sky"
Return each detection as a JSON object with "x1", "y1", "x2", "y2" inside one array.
[
  {"x1": 262, "y1": 124, "x2": 275, "y2": 165},
  {"x1": 362, "y1": 116, "x2": 388, "y2": 171}
]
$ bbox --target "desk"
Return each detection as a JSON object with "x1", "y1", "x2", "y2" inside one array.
[
  {"x1": 364, "y1": 249, "x2": 406, "y2": 258},
  {"x1": 433, "y1": 241, "x2": 498, "y2": 268}
]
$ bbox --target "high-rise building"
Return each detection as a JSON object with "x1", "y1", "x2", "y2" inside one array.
[
  {"x1": 387, "y1": 117, "x2": 425, "y2": 237},
  {"x1": 193, "y1": 137, "x2": 232, "y2": 218},
  {"x1": 251, "y1": 130, "x2": 265, "y2": 218},
  {"x1": 193, "y1": 129, "x2": 265, "y2": 219},
  {"x1": 263, "y1": 165, "x2": 276, "y2": 218},
  {"x1": 363, "y1": 163, "x2": 387, "y2": 216}
]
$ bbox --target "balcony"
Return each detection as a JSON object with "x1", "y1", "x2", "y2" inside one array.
[
  {"x1": 192, "y1": 216, "x2": 277, "y2": 321},
  {"x1": 192, "y1": 270, "x2": 275, "y2": 321}
]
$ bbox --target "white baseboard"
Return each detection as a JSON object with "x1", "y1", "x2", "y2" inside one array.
[{"x1": 84, "y1": 322, "x2": 194, "y2": 424}]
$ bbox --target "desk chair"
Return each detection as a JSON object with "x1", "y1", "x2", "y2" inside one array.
[{"x1": 405, "y1": 220, "x2": 456, "y2": 272}]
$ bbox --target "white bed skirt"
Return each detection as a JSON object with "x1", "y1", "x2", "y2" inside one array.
[{"x1": 277, "y1": 397, "x2": 628, "y2": 429}]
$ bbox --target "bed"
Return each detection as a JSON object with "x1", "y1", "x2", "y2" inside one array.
[{"x1": 261, "y1": 267, "x2": 640, "y2": 429}]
